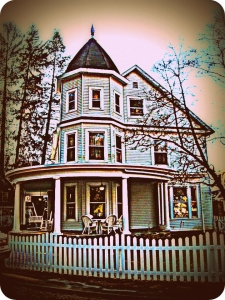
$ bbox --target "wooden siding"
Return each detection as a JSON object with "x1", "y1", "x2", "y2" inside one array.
[
  {"x1": 61, "y1": 76, "x2": 82, "y2": 121},
  {"x1": 126, "y1": 147, "x2": 151, "y2": 165},
  {"x1": 201, "y1": 183, "x2": 213, "y2": 230},
  {"x1": 129, "y1": 180, "x2": 157, "y2": 229},
  {"x1": 82, "y1": 75, "x2": 110, "y2": 116}
]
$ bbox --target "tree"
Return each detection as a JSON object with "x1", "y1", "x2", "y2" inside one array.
[
  {"x1": 13, "y1": 24, "x2": 48, "y2": 168},
  {"x1": 0, "y1": 22, "x2": 23, "y2": 174},
  {"x1": 125, "y1": 44, "x2": 225, "y2": 200},
  {"x1": 40, "y1": 29, "x2": 70, "y2": 165}
]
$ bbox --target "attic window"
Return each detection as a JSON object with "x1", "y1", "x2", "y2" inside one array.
[{"x1": 133, "y1": 82, "x2": 138, "y2": 89}]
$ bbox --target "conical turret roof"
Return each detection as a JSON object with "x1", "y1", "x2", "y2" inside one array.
[{"x1": 66, "y1": 35, "x2": 119, "y2": 73}]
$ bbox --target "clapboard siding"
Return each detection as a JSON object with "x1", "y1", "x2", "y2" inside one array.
[
  {"x1": 126, "y1": 147, "x2": 151, "y2": 165},
  {"x1": 129, "y1": 180, "x2": 157, "y2": 229},
  {"x1": 82, "y1": 75, "x2": 110, "y2": 116},
  {"x1": 61, "y1": 76, "x2": 82, "y2": 121}
]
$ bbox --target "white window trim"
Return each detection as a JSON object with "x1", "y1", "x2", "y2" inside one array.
[
  {"x1": 85, "y1": 129, "x2": 108, "y2": 162},
  {"x1": 66, "y1": 88, "x2": 77, "y2": 113},
  {"x1": 115, "y1": 132, "x2": 125, "y2": 163},
  {"x1": 127, "y1": 96, "x2": 145, "y2": 118},
  {"x1": 86, "y1": 181, "x2": 109, "y2": 217},
  {"x1": 151, "y1": 142, "x2": 169, "y2": 166},
  {"x1": 114, "y1": 90, "x2": 123, "y2": 115},
  {"x1": 64, "y1": 130, "x2": 78, "y2": 163},
  {"x1": 89, "y1": 86, "x2": 104, "y2": 110},
  {"x1": 63, "y1": 183, "x2": 78, "y2": 221}
]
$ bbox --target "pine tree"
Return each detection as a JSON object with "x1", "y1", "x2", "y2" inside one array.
[{"x1": 41, "y1": 30, "x2": 70, "y2": 164}]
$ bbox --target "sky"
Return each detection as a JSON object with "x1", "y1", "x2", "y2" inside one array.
[{"x1": 0, "y1": 0, "x2": 225, "y2": 172}]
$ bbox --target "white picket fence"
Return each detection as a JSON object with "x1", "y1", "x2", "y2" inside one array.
[{"x1": 6, "y1": 231, "x2": 225, "y2": 282}]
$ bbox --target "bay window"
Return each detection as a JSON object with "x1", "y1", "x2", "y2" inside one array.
[
  {"x1": 86, "y1": 129, "x2": 107, "y2": 161},
  {"x1": 65, "y1": 131, "x2": 77, "y2": 162},
  {"x1": 89, "y1": 87, "x2": 104, "y2": 109},
  {"x1": 116, "y1": 135, "x2": 122, "y2": 163}
]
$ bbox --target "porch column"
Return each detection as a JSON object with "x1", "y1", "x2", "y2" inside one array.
[
  {"x1": 160, "y1": 183, "x2": 165, "y2": 225},
  {"x1": 164, "y1": 182, "x2": 170, "y2": 230},
  {"x1": 12, "y1": 183, "x2": 21, "y2": 232},
  {"x1": 53, "y1": 177, "x2": 61, "y2": 235},
  {"x1": 122, "y1": 176, "x2": 130, "y2": 234}
]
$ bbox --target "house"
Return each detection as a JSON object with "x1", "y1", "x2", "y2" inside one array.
[{"x1": 6, "y1": 27, "x2": 214, "y2": 235}]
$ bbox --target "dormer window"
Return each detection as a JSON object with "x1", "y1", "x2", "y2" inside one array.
[
  {"x1": 129, "y1": 98, "x2": 143, "y2": 116},
  {"x1": 133, "y1": 82, "x2": 138, "y2": 89},
  {"x1": 89, "y1": 87, "x2": 104, "y2": 109},
  {"x1": 66, "y1": 89, "x2": 77, "y2": 112}
]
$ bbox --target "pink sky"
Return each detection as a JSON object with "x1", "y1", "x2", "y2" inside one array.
[{"x1": 0, "y1": 0, "x2": 225, "y2": 171}]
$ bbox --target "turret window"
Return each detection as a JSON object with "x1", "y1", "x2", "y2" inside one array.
[
  {"x1": 116, "y1": 135, "x2": 122, "y2": 163},
  {"x1": 89, "y1": 87, "x2": 104, "y2": 109},
  {"x1": 85, "y1": 129, "x2": 108, "y2": 161},
  {"x1": 66, "y1": 89, "x2": 77, "y2": 112},
  {"x1": 65, "y1": 131, "x2": 77, "y2": 162}
]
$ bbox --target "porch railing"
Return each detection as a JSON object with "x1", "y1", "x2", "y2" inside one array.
[{"x1": 6, "y1": 231, "x2": 225, "y2": 282}]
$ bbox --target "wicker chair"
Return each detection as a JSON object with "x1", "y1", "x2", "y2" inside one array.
[
  {"x1": 101, "y1": 215, "x2": 117, "y2": 234},
  {"x1": 81, "y1": 215, "x2": 97, "y2": 234},
  {"x1": 113, "y1": 215, "x2": 123, "y2": 233}
]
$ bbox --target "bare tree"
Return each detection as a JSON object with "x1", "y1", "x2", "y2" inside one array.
[{"x1": 125, "y1": 44, "x2": 225, "y2": 199}]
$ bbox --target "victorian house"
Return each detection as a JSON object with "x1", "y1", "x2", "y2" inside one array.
[{"x1": 6, "y1": 27, "x2": 214, "y2": 235}]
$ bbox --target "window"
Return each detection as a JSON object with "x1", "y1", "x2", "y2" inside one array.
[
  {"x1": 65, "y1": 131, "x2": 77, "y2": 162},
  {"x1": 171, "y1": 186, "x2": 199, "y2": 219},
  {"x1": 89, "y1": 87, "x2": 104, "y2": 109},
  {"x1": 133, "y1": 82, "x2": 138, "y2": 89},
  {"x1": 1, "y1": 192, "x2": 8, "y2": 203},
  {"x1": 129, "y1": 98, "x2": 143, "y2": 116},
  {"x1": 64, "y1": 184, "x2": 77, "y2": 220},
  {"x1": 89, "y1": 132, "x2": 104, "y2": 160},
  {"x1": 90, "y1": 186, "x2": 106, "y2": 218},
  {"x1": 116, "y1": 135, "x2": 122, "y2": 163},
  {"x1": 154, "y1": 141, "x2": 168, "y2": 165},
  {"x1": 115, "y1": 92, "x2": 121, "y2": 114},
  {"x1": 66, "y1": 89, "x2": 77, "y2": 112}
]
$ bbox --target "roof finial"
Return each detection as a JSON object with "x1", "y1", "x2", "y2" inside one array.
[{"x1": 91, "y1": 24, "x2": 95, "y2": 38}]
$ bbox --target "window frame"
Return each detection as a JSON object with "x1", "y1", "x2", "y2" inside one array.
[
  {"x1": 133, "y1": 82, "x2": 138, "y2": 89},
  {"x1": 115, "y1": 133, "x2": 124, "y2": 163},
  {"x1": 114, "y1": 91, "x2": 122, "y2": 115},
  {"x1": 89, "y1": 87, "x2": 104, "y2": 110},
  {"x1": 128, "y1": 96, "x2": 144, "y2": 117},
  {"x1": 66, "y1": 88, "x2": 77, "y2": 113},
  {"x1": 86, "y1": 181, "x2": 109, "y2": 218},
  {"x1": 169, "y1": 185, "x2": 200, "y2": 219},
  {"x1": 152, "y1": 140, "x2": 168, "y2": 165},
  {"x1": 63, "y1": 183, "x2": 78, "y2": 221},
  {"x1": 64, "y1": 130, "x2": 78, "y2": 163},
  {"x1": 85, "y1": 129, "x2": 108, "y2": 162}
]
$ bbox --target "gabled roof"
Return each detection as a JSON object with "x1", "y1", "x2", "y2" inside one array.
[
  {"x1": 66, "y1": 37, "x2": 119, "y2": 73},
  {"x1": 122, "y1": 65, "x2": 214, "y2": 134}
]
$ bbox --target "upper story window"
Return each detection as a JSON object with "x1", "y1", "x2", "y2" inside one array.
[
  {"x1": 88, "y1": 132, "x2": 106, "y2": 161},
  {"x1": 133, "y1": 82, "x2": 138, "y2": 89},
  {"x1": 65, "y1": 131, "x2": 77, "y2": 162},
  {"x1": 116, "y1": 135, "x2": 122, "y2": 163},
  {"x1": 129, "y1": 98, "x2": 143, "y2": 116},
  {"x1": 89, "y1": 87, "x2": 104, "y2": 109},
  {"x1": 66, "y1": 89, "x2": 77, "y2": 112},
  {"x1": 115, "y1": 92, "x2": 121, "y2": 114},
  {"x1": 154, "y1": 141, "x2": 168, "y2": 165}
]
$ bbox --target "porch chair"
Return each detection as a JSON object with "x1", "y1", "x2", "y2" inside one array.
[
  {"x1": 101, "y1": 215, "x2": 117, "y2": 234},
  {"x1": 113, "y1": 215, "x2": 123, "y2": 233},
  {"x1": 81, "y1": 215, "x2": 98, "y2": 234}
]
